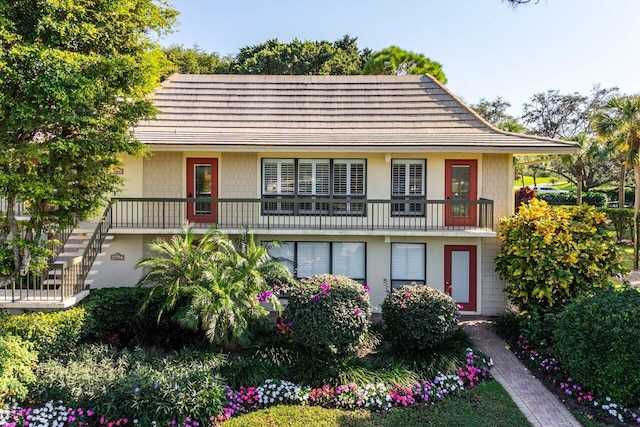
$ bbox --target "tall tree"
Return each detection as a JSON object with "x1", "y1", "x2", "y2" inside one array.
[
  {"x1": 163, "y1": 44, "x2": 222, "y2": 76},
  {"x1": 521, "y1": 86, "x2": 620, "y2": 201},
  {"x1": 0, "y1": 0, "x2": 177, "y2": 285},
  {"x1": 554, "y1": 134, "x2": 618, "y2": 204},
  {"x1": 230, "y1": 35, "x2": 366, "y2": 75},
  {"x1": 522, "y1": 86, "x2": 617, "y2": 139},
  {"x1": 593, "y1": 96, "x2": 640, "y2": 269},
  {"x1": 362, "y1": 46, "x2": 447, "y2": 84}
]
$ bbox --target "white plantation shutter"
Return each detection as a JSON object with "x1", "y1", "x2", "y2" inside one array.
[
  {"x1": 298, "y1": 160, "x2": 330, "y2": 196},
  {"x1": 391, "y1": 243, "x2": 425, "y2": 282},
  {"x1": 297, "y1": 242, "x2": 330, "y2": 277},
  {"x1": 392, "y1": 160, "x2": 425, "y2": 196},
  {"x1": 391, "y1": 163, "x2": 406, "y2": 196},
  {"x1": 332, "y1": 242, "x2": 365, "y2": 279},
  {"x1": 409, "y1": 162, "x2": 424, "y2": 195},
  {"x1": 263, "y1": 159, "x2": 295, "y2": 195},
  {"x1": 334, "y1": 160, "x2": 365, "y2": 196}
]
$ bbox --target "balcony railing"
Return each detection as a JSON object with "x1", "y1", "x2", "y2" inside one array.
[{"x1": 110, "y1": 197, "x2": 494, "y2": 232}]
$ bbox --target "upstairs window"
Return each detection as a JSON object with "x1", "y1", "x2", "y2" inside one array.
[
  {"x1": 391, "y1": 159, "x2": 425, "y2": 216},
  {"x1": 262, "y1": 158, "x2": 366, "y2": 215}
]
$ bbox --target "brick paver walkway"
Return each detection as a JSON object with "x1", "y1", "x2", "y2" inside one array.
[{"x1": 461, "y1": 319, "x2": 581, "y2": 427}]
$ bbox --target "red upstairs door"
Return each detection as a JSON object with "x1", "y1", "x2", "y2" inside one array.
[
  {"x1": 186, "y1": 158, "x2": 218, "y2": 224},
  {"x1": 444, "y1": 245, "x2": 477, "y2": 312},
  {"x1": 445, "y1": 160, "x2": 477, "y2": 227}
]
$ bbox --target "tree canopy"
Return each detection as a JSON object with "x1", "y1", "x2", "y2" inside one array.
[
  {"x1": 362, "y1": 46, "x2": 447, "y2": 83},
  {"x1": 0, "y1": 0, "x2": 177, "y2": 283},
  {"x1": 163, "y1": 44, "x2": 221, "y2": 76},
  {"x1": 227, "y1": 35, "x2": 367, "y2": 75},
  {"x1": 161, "y1": 37, "x2": 449, "y2": 83}
]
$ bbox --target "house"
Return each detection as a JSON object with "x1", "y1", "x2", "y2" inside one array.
[{"x1": 1, "y1": 74, "x2": 577, "y2": 315}]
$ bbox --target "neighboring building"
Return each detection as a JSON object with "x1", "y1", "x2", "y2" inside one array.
[{"x1": 2, "y1": 74, "x2": 577, "y2": 314}]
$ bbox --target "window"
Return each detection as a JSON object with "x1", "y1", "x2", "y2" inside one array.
[
  {"x1": 262, "y1": 159, "x2": 295, "y2": 213},
  {"x1": 262, "y1": 158, "x2": 366, "y2": 215},
  {"x1": 391, "y1": 159, "x2": 425, "y2": 216},
  {"x1": 391, "y1": 243, "x2": 425, "y2": 288},
  {"x1": 266, "y1": 241, "x2": 366, "y2": 283},
  {"x1": 333, "y1": 160, "x2": 365, "y2": 214}
]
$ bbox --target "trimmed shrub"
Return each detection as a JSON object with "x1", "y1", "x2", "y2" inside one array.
[
  {"x1": 599, "y1": 207, "x2": 634, "y2": 241},
  {"x1": 496, "y1": 199, "x2": 625, "y2": 312},
  {"x1": 0, "y1": 307, "x2": 85, "y2": 359},
  {"x1": 284, "y1": 275, "x2": 371, "y2": 360},
  {"x1": 0, "y1": 335, "x2": 37, "y2": 404},
  {"x1": 537, "y1": 192, "x2": 607, "y2": 207},
  {"x1": 554, "y1": 288, "x2": 640, "y2": 407},
  {"x1": 81, "y1": 287, "x2": 204, "y2": 349},
  {"x1": 381, "y1": 284, "x2": 459, "y2": 351}
]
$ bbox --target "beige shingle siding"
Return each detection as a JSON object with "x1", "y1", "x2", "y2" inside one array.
[{"x1": 136, "y1": 74, "x2": 576, "y2": 154}]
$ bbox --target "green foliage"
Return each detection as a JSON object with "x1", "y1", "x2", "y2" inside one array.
[
  {"x1": 362, "y1": 46, "x2": 447, "y2": 83},
  {"x1": 230, "y1": 35, "x2": 366, "y2": 75},
  {"x1": 138, "y1": 226, "x2": 291, "y2": 350},
  {"x1": 0, "y1": 307, "x2": 85, "y2": 359},
  {"x1": 80, "y1": 287, "x2": 202, "y2": 349},
  {"x1": 495, "y1": 199, "x2": 625, "y2": 312},
  {"x1": 35, "y1": 344, "x2": 227, "y2": 425},
  {"x1": 285, "y1": 274, "x2": 371, "y2": 361},
  {"x1": 536, "y1": 192, "x2": 607, "y2": 206},
  {"x1": 0, "y1": 335, "x2": 37, "y2": 404},
  {"x1": 381, "y1": 285, "x2": 459, "y2": 351},
  {"x1": 0, "y1": 0, "x2": 176, "y2": 281},
  {"x1": 554, "y1": 289, "x2": 640, "y2": 407},
  {"x1": 163, "y1": 44, "x2": 221, "y2": 76},
  {"x1": 599, "y1": 207, "x2": 634, "y2": 241}
]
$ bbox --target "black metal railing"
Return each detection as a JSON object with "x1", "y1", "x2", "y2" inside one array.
[
  {"x1": 110, "y1": 197, "x2": 494, "y2": 232},
  {"x1": 1, "y1": 206, "x2": 112, "y2": 303}
]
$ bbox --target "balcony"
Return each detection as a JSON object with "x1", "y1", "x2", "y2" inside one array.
[{"x1": 110, "y1": 197, "x2": 495, "y2": 236}]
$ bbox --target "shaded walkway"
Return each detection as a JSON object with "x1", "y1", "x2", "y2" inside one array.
[{"x1": 461, "y1": 319, "x2": 581, "y2": 427}]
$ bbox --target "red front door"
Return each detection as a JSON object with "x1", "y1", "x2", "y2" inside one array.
[
  {"x1": 445, "y1": 160, "x2": 477, "y2": 227},
  {"x1": 186, "y1": 158, "x2": 218, "y2": 224},
  {"x1": 444, "y1": 245, "x2": 477, "y2": 312}
]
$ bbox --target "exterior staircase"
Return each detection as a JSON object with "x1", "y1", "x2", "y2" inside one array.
[{"x1": 0, "y1": 205, "x2": 113, "y2": 310}]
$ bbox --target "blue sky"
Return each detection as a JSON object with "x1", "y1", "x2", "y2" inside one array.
[{"x1": 160, "y1": 0, "x2": 640, "y2": 116}]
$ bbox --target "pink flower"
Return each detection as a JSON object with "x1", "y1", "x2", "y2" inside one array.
[
  {"x1": 354, "y1": 308, "x2": 361, "y2": 315},
  {"x1": 364, "y1": 285, "x2": 371, "y2": 292},
  {"x1": 403, "y1": 292, "x2": 411, "y2": 299}
]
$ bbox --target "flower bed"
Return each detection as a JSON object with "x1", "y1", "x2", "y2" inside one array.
[
  {"x1": 0, "y1": 350, "x2": 492, "y2": 427},
  {"x1": 513, "y1": 334, "x2": 640, "y2": 425}
]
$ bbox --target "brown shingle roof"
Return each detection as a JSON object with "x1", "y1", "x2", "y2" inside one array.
[{"x1": 135, "y1": 74, "x2": 577, "y2": 154}]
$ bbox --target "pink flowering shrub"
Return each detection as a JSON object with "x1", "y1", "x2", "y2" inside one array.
[{"x1": 284, "y1": 275, "x2": 371, "y2": 360}]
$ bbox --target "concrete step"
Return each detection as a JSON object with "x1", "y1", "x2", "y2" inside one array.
[
  {"x1": 58, "y1": 251, "x2": 106, "y2": 257},
  {"x1": 63, "y1": 243, "x2": 111, "y2": 249}
]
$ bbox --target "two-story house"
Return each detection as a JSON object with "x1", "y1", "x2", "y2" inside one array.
[{"x1": 2, "y1": 74, "x2": 576, "y2": 314}]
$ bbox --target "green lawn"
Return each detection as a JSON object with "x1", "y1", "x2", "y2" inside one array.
[
  {"x1": 515, "y1": 176, "x2": 556, "y2": 186},
  {"x1": 224, "y1": 380, "x2": 531, "y2": 427},
  {"x1": 617, "y1": 243, "x2": 634, "y2": 271}
]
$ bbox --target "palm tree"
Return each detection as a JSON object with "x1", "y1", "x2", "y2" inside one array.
[
  {"x1": 593, "y1": 96, "x2": 640, "y2": 268},
  {"x1": 182, "y1": 231, "x2": 291, "y2": 350},
  {"x1": 136, "y1": 223, "x2": 218, "y2": 321},
  {"x1": 137, "y1": 225, "x2": 292, "y2": 350}
]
